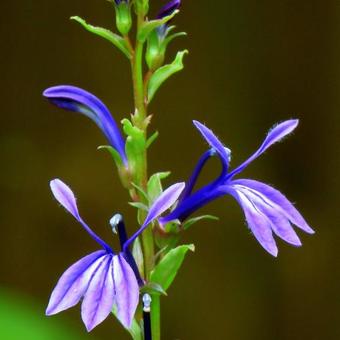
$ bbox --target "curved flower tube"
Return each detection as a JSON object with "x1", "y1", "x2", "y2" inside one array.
[
  {"x1": 159, "y1": 120, "x2": 314, "y2": 256},
  {"x1": 46, "y1": 179, "x2": 138, "y2": 331},
  {"x1": 43, "y1": 86, "x2": 127, "y2": 166}
]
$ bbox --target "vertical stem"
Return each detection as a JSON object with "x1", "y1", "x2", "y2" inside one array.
[{"x1": 130, "y1": 11, "x2": 161, "y2": 340}]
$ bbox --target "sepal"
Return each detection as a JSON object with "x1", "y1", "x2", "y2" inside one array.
[
  {"x1": 140, "y1": 282, "x2": 167, "y2": 296},
  {"x1": 182, "y1": 215, "x2": 219, "y2": 231},
  {"x1": 134, "y1": 0, "x2": 149, "y2": 16},
  {"x1": 147, "y1": 50, "x2": 188, "y2": 102},
  {"x1": 71, "y1": 16, "x2": 132, "y2": 59},
  {"x1": 98, "y1": 145, "x2": 131, "y2": 189}
]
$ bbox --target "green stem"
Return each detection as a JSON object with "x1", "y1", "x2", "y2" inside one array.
[
  {"x1": 129, "y1": 11, "x2": 161, "y2": 340},
  {"x1": 150, "y1": 295, "x2": 161, "y2": 340}
]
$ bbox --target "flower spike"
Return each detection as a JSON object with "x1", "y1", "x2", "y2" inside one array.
[{"x1": 43, "y1": 86, "x2": 127, "y2": 165}]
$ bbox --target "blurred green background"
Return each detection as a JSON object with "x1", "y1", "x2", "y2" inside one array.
[{"x1": 1, "y1": 0, "x2": 339, "y2": 339}]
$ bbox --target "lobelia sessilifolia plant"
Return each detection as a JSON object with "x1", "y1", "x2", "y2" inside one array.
[{"x1": 43, "y1": 0, "x2": 314, "y2": 339}]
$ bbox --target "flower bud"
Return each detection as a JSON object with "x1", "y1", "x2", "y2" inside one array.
[
  {"x1": 134, "y1": 0, "x2": 149, "y2": 16},
  {"x1": 146, "y1": 30, "x2": 165, "y2": 71},
  {"x1": 114, "y1": 1, "x2": 132, "y2": 36}
]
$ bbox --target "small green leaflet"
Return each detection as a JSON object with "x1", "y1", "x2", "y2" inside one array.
[
  {"x1": 140, "y1": 282, "x2": 167, "y2": 296},
  {"x1": 146, "y1": 131, "x2": 159, "y2": 148},
  {"x1": 182, "y1": 215, "x2": 219, "y2": 231},
  {"x1": 147, "y1": 50, "x2": 188, "y2": 102},
  {"x1": 150, "y1": 244, "x2": 194, "y2": 291},
  {"x1": 71, "y1": 16, "x2": 132, "y2": 59},
  {"x1": 97, "y1": 145, "x2": 123, "y2": 168},
  {"x1": 147, "y1": 171, "x2": 171, "y2": 203},
  {"x1": 132, "y1": 237, "x2": 144, "y2": 278}
]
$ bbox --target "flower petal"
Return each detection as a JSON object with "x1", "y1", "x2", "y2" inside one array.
[
  {"x1": 81, "y1": 255, "x2": 115, "y2": 331},
  {"x1": 50, "y1": 179, "x2": 81, "y2": 220},
  {"x1": 233, "y1": 179, "x2": 314, "y2": 234},
  {"x1": 233, "y1": 183, "x2": 302, "y2": 246},
  {"x1": 113, "y1": 254, "x2": 139, "y2": 328},
  {"x1": 50, "y1": 179, "x2": 113, "y2": 252},
  {"x1": 228, "y1": 119, "x2": 299, "y2": 179},
  {"x1": 46, "y1": 250, "x2": 106, "y2": 315},
  {"x1": 43, "y1": 85, "x2": 127, "y2": 165},
  {"x1": 146, "y1": 182, "x2": 185, "y2": 225},
  {"x1": 193, "y1": 120, "x2": 231, "y2": 170},
  {"x1": 124, "y1": 182, "x2": 185, "y2": 250},
  {"x1": 226, "y1": 186, "x2": 278, "y2": 256}
]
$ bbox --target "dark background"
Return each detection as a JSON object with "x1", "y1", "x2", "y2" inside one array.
[{"x1": 1, "y1": 0, "x2": 339, "y2": 339}]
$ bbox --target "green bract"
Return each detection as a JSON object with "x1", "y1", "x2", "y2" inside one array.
[
  {"x1": 150, "y1": 244, "x2": 195, "y2": 292},
  {"x1": 147, "y1": 50, "x2": 188, "y2": 102}
]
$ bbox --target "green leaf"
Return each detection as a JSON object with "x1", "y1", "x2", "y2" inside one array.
[
  {"x1": 122, "y1": 119, "x2": 146, "y2": 184},
  {"x1": 129, "y1": 202, "x2": 149, "y2": 211},
  {"x1": 146, "y1": 131, "x2": 159, "y2": 148},
  {"x1": 182, "y1": 215, "x2": 219, "y2": 231},
  {"x1": 147, "y1": 50, "x2": 188, "y2": 102},
  {"x1": 137, "y1": 10, "x2": 179, "y2": 43},
  {"x1": 71, "y1": 16, "x2": 132, "y2": 59},
  {"x1": 140, "y1": 282, "x2": 167, "y2": 296},
  {"x1": 150, "y1": 244, "x2": 194, "y2": 291},
  {"x1": 132, "y1": 237, "x2": 144, "y2": 278},
  {"x1": 147, "y1": 171, "x2": 171, "y2": 203}
]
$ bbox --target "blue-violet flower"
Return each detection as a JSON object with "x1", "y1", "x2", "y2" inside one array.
[
  {"x1": 159, "y1": 120, "x2": 314, "y2": 256},
  {"x1": 46, "y1": 179, "x2": 138, "y2": 331}
]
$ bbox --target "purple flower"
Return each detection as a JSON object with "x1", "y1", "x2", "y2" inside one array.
[
  {"x1": 157, "y1": 0, "x2": 181, "y2": 20},
  {"x1": 43, "y1": 86, "x2": 127, "y2": 166},
  {"x1": 159, "y1": 120, "x2": 314, "y2": 256},
  {"x1": 46, "y1": 179, "x2": 139, "y2": 331}
]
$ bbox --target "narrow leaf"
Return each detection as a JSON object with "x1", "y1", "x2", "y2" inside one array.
[
  {"x1": 148, "y1": 50, "x2": 188, "y2": 102},
  {"x1": 71, "y1": 16, "x2": 132, "y2": 59},
  {"x1": 131, "y1": 182, "x2": 149, "y2": 202},
  {"x1": 128, "y1": 202, "x2": 149, "y2": 211},
  {"x1": 98, "y1": 145, "x2": 123, "y2": 169},
  {"x1": 182, "y1": 215, "x2": 219, "y2": 231},
  {"x1": 146, "y1": 131, "x2": 159, "y2": 148},
  {"x1": 150, "y1": 244, "x2": 194, "y2": 291},
  {"x1": 140, "y1": 282, "x2": 167, "y2": 296},
  {"x1": 132, "y1": 238, "x2": 144, "y2": 279}
]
